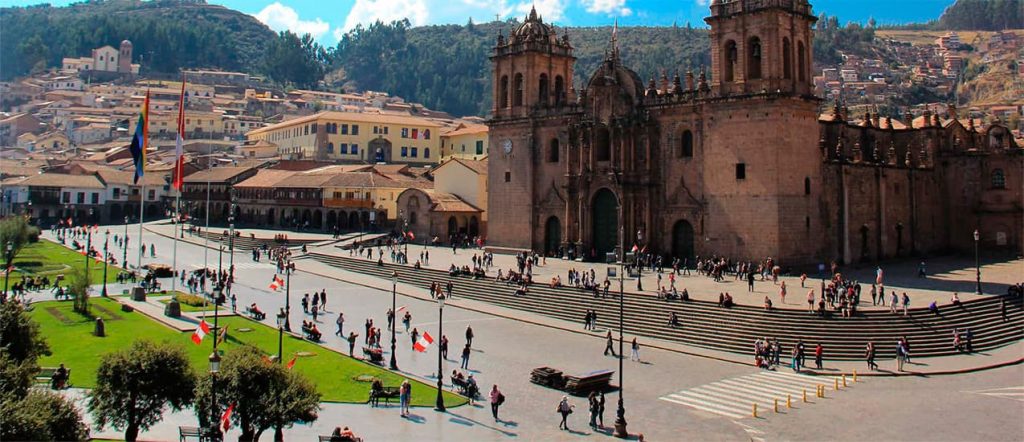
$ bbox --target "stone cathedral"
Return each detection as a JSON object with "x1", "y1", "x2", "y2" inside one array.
[{"x1": 486, "y1": 0, "x2": 1022, "y2": 266}]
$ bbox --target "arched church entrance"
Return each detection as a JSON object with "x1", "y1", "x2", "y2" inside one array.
[
  {"x1": 544, "y1": 216, "x2": 561, "y2": 256},
  {"x1": 591, "y1": 189, "x2": 618, "y2": 260},
  {"x1": 672, "y1": 220, "x2": 695, "y2": 262}
]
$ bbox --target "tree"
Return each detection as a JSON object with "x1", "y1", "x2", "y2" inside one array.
[
  {"x1": 88, "y1": 340, "x2": 196, "y2": 442},
  {"x1": 194, "y1": 346, "x2": 320, "y2": 442},
  {"x1": 69, "y1": 267, "x2": 90, "y2": 315},
  {"x1": 0, "y1": 300, "x2": 50, "y2": 363},
  {"x1": 0, "y1": 216, "x2": 39, "y2": 262},
  {"x1": 1, "y1": 390, "x2": 89, "y2": 441}
]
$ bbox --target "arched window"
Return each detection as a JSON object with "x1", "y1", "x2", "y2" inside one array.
[
  {"x1": 804, "y1": 177, "x2": 811, "y2": 195},
  {"x1": 514, "y1": 73, "x2": 524, "y2": 106},
  {"x1": 499, "y1": 75, "x2": 509, "y2": 108},
  {"x1": 782, "y1": 38, "x2": 792, "y2": 80},
  {"x1": 992, "y1": 169, "x2": 1006, "y2": 188},
  {"x1": 678, "y1": 130, "x2": 693, "y2": 158},
  {"x1": 554, "y1": 76, "x2": 565, "y2": 106},
  {"x1": 594, "y1": 126, "x2": 611, "y2": 162},
  {"x1": 499, "y1": 74, "x2": 507, "y2": 108},
  {"x1": 798, "y1": 41, "x2": 807, "y2": 82},
  {"x1": 538, "y1": 74, "x2": 549, "y2": 106},
  {"x1": 424, "y1": 148, "x2": 430, "y2": 158},
  {"x1": 548, "y1": 138, "x2": 559, "y2": 163},
  {"x1": 724, "y1": 40, "x2": 737, "y2": 82},
  {"x1": 410, "y1": 210, "x2": 418, "y2": 225},
  {"x1": 747, "y1": 37, "x2": 762, "y2": 80}
]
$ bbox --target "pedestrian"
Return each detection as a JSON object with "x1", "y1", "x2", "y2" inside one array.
[
  {"x1": 399, "y1": 380, "x2": 411, "y2": 417},
  {"x1": 630, "y1": 337, "x2": 641, "y2": 362},
  {"x1": 588, "y1": 391, "x2": 599, "y2": 427},
  {"x1": 865, "y1": 342, "x2": 877, "y2": 370},
  {"x1": 902, "y1": 292, "x2": 910, "y2": 316},
  {"x1": 403, "y1": 311, "x2": 412, "y2": 333},
  {"x1": 603, "y1": 331, "x2": 617, "y2": 357},
  {"x1": 387, "y1": 308, "x2": 394, "y2": 331},
  {"x1": 814, "y1": 343, "x2": 823, "y2": 369},
  {"x1": 411, "y1": 328, "x2": 419, "y2": 350},
  {"x1": 301, "y1": 294, "x2": 309, "y2": 314},
  {"x1": 807, "y1": 289, "x2": 815, "y2": 314},
  {"x1": 557, "y1": 396, "x2": 574, "y2": 431},
  {"x1": 461, "y1": 344, "x2": 471, "y2": 369},
  {"x1": 896, "y1": 340, "x2": 905, "y2": 372},
  {"x1": 791, "y1": 346, "x2": 801, "y2": 372},
  {"x1": 230, "y1": 294, "x2": 236, "y2": 313},
  {"x1": 870, "y1": 284, "x2": 877, "y2": 305},
  {"x1": 490, "y1": 385, "x2": 504, "y2": 421},
  {"x1": 320, "y1": 289, "x2": 327, "y2": 310},
  {"x1": 747, "y1": 271, "x2": 755, "y2": 292},
  {"x1": 465, "y1": 325, "x2": 474, "y2": 347},
  {"x1": 440, "y1": 335, "x2": 449, "y2": 359},
  {"x1": 597, "y1": 391, "x2": 606, "y2": 427},
  {"x1": 347, "y1": 332, "x2": 358, "y2": 357},
  {"x1": 335, "y1": 312, "x2": 345, "y2": 336}
]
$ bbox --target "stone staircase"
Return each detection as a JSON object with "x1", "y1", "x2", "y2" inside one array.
[
  {"x1": 304, "y1": 252, "x2": 1024, "y2": 360},
  {"x1": 195, "y1": 231, "x2": 325, "y2": 251}
]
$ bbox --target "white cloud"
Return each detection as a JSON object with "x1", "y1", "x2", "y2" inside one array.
[
  {"x1": 254, "y1": 2, "x2": 330, "y2": 39},
  {"x1": 341, "y1": 0, "x2": 431, "y2": 32},
  {"x1": 512, "y1": 0, "x2": 567, "y2": 23},
  {"x1": 581, "y1": 0, "x2": 632, "y2": 17}
]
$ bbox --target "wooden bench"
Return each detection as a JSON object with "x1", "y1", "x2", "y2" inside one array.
[
  {"x1": 35, "y1": 367, "x2": 70, "y2": 389},
  {"x1": 318, "y1": 435, "x2": 362, "y2": 442},
  {"x1": 245, "y1": 307, "x2": 266, "y2": 320},
  {"x1": 362, "y1": 346, "x2": 383, "y2": 364},
  {"x1": 178, "y1": 426, "x2": 201, "y2": 442},
  {"x1": 369, "y1": 386, "x2": 400, "y2": 406},
  {"x1": 451, "y1": 377, "x2": 479, "y2": 398}
]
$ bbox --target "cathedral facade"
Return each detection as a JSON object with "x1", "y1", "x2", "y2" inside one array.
[{"x1": 486, "y1": 0, "x2": 1022, "y2": 265}]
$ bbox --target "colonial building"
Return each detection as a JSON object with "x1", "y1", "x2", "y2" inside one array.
[{"x1": 486, "y1": 1, "x2": 1023, "y2": 265}]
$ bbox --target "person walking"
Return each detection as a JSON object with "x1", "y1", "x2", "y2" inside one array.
[
  {"x1": 557, "y1": 396, "x2": 574, "y2": 431},
  {"x1": 347, "y1": 332, "x2": 358, "y2": 357},
  {"x1": 597, "y1": 391, "x2": 606, "y2": 428},
  {"x1": 902, "y1": 292, "x2": 910, "y2": 316},
  {"x1": 465, "y1": 325, "x2": 474, "y2": 347},
  {"x1": 630, "y1": 337, "x2": 641, "y2": 362},
  {"x1": 440, "y1": 335, "x2": 449, "y2": 359},
  {"x1": 460, "y1": 344, "x2": 471, "y2": 369},
  {"x1": 490, "y1": 385, "x2": 504, "y2": 421},
  {"x1": 865, "y1": 342, "x2": 877, "y2": 370},
  {"x1": 791, "y1": 346, "x2": 801, "y2": 372},
  {"x1": 410, "y1": 328, "x2": 419, "y2": 350},
  {"x1": 399, "y1": 380, "x2": 411, "y2": 417},
  {"x1": 896, "y1": 340, "x2": 905, "y2": 372},
  {"x1": 335, "y1": 312, "x2": 345, "y2": 336},
  {"x1": 814, "y1": 343, "x2": 824, "y2": 369},
  {"x1": 603, "y1": 331, "x2": 617, "y2": 357},
  {"x1": 807, "y1": 290, "x2": 815, "y2": 314},
  {"x1": 747, "y1": 271, "x2": 755, "y2": 292},
  {"x1": 588, "y1": 391, "x2": 599, "y2": 427}
]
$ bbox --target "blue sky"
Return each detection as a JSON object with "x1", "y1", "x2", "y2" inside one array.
[{"x1": 2, "y1": 0, "x2": 957, "y2": 45}]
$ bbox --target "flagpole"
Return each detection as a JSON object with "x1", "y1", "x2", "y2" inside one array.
[
  {"x1": 172, "y1": 192, "x2": 180, "y2": 293},
  {"x1": 171, "y1": 73, "x2": 187, "y2": 295},
  {"x1": 137, "y1": 185, "x2": 145, "y2": 272}
]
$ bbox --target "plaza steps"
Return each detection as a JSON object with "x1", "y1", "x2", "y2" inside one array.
[
  {"x1": 195, "y1": 231, "x2": 324, "y2": 251},
  {"x1": 304, "y1": 252, "x2": 1024, "y2": 360}
]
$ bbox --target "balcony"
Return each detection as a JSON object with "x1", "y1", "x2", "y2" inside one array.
[{"x1": 323, "y1": 198, "x2": 375, "y2": 209}]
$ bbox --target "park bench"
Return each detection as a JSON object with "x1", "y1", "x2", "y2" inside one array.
[
  {"x1": 178, "y1": 426, "x2": 201, "y2": 442},
  {"x1": 35, "y1": 367, "x2": 71, "y2": 389},
  {"x1": 245, "y1": 306, "x2": 266, "y2": 320},
  {"x1": 451, "y1": 377, "x2": 479, "y2": 398},
  {"x1": 368, "y1": 386, "x2": 400, "y2": 406},
  {"x1": 318, "y1": 435, "x2": 362, "y2": 442},
  {"x1": 362, "y1": 346, "x2": 383, "y2": 364}
]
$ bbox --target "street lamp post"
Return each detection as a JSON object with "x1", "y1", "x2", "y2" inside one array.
[
  {"x1": 974, "y1": 229, "x2": 982, "y2": 295},
  {"x1": 208, "y1": 351, "x2": 222, "y2": 441},
  {"x1": 275, "y1": 311, "x2": 286, "y2": 442},
  {"x1": 435, "y1": 293, "x2": 446, "y2": 412},
  {"x1": 4, "y1": 242, "x2": 13, "y2": 299},
  {"x1": 635, "y1": 229, "x2": 643, "y2": 291},
  {"x1": 284, "y1": 258, "x2": 292, "y2": 332},
  {"x1": 390, "y1": 271, "x2": 399, "y2": 371},
  {"x1": 122, "y1": 216, "x2": 129, "y2": 269},
  {"x1": 102, "y1": 230, "x2": 109, "y2": 297},
  {"x1": 84, "y1": 214, "x2": 93, "y2": 281},
  {"x1": 403, "y1": 217, "x2": 409, "y2": 258},
  {"x1": 614, "y1": 199, "x2": 628, "y2": 438}
]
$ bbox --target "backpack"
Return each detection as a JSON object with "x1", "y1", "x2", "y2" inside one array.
[{"x1": 497, "y1": 392, "x2": 505, "y2": 405}]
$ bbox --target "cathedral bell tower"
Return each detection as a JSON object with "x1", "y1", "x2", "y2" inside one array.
[
  {"x1": 490, "y1": 6, "x2": 576, "y2": 119},
  {"x1": 705, "y1": 0, "x2": 816, "y2": 96}
]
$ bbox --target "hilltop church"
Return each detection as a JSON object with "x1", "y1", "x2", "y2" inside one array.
[{"x1": 485, "y1": 0, "x2": 1022, "y2": 265}]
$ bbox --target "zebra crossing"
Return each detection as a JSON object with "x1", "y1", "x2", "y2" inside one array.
[{"x1": 659, "y1": 371, "x2": 843, "y2": 419}]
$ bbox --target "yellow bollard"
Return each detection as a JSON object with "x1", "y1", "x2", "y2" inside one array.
[
  {"x1": 753, "y1": 403, "x2": 758, "y2": 418},
  {"x1": 787, "y1": 394, "x2": 792, "y2": 408},
  {"x1": 803, "y1": 389, "x2": 808, "y2": 402},
  {"x1": 853, "y1": 370, "x2": 858, "y2": 382},
  {"x1": 834, "y1": 378, "x2": 840, "y2": 390},
  {"x1": 774, "y1": 399, "x2": 779, "y2": 413},
  {"x1": 843, "y1": 374, "x2": 847, "y2": 387}
]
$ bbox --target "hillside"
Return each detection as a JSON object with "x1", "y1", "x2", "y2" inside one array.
[
  {"x1": 0, "y1": 0, "x2": 276, "y2": 80},
  {"x1": 936, "y1": 0, "x2": 1023, "y2": 31}
]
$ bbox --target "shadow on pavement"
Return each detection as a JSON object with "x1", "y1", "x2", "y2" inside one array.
[{"x1": 445, "y1": 410, "x2": 518, "y2": 437}]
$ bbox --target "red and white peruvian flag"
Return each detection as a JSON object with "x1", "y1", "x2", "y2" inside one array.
[
  {"x1": 413, "y1": 331, "x2": 434, "y2": 352},
  {"x1": 268, "y1": 275, "x2": 285, "y2": 291},
  {"x1": 631, "y1": 244, "x2": 639, "y2": 253},
  {"x1": 286, "y1": 357, "x2": 297, "y2": 370},
  {"x1": 191, "y1": 319, "x2": 211, "y2": 345},
  {"x1": 405, "y1": 231, "x2": 415, "y2": 240},
  {"x1": 221, "y1": 403, "x2": 235, "y2": 431}
]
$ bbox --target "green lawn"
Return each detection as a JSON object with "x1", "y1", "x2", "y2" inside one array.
[
  {"x1": 156, "y1": 292, "x2": 218, "y2": 312},
  {"x1": 12, "y1": 239, "x2": 120, "y2": 284},
  {"x1": 29, "y1": 298, "x2": 465, "y2": 407}
]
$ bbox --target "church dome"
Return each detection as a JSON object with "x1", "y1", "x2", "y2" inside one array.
[
  {"x1": 511, "y1": 6, "x2": 555, "y2": 41},
  {"x1": 120, "y1": 39, "x2": 132, "y2": 47}
]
